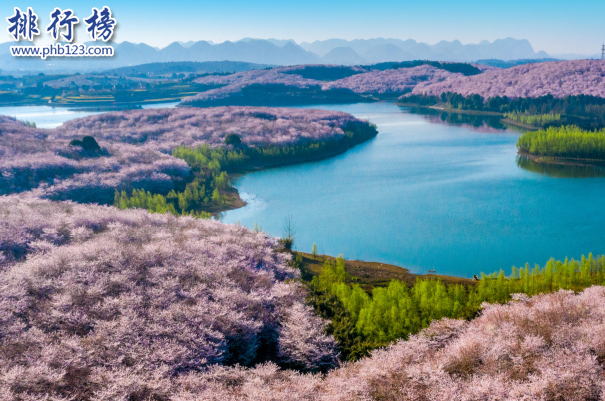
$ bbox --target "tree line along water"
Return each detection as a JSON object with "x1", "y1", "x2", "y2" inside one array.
[
  {"x1": 517, "y1": 125, "x2": 605, "y2": 159},
  {"x1": 304, "y1": 253, "x2": 605, "y2": 361},
  {"x1": 113, "y1": 121, "x2": 378, "y2": 217}
]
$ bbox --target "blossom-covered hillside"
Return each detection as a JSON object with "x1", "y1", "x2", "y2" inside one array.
[
  {"x1": 322, "y1": 64, "x2": 460, "y2": 94},
  {"x1": 0, "y1": 115, "x2": 190, "y2": 204},
  {"x1": 43, "y1": 74, "x2": 165, "y2": 89},
  {"x1": 184, "y1": 60, "x2": 605, "y2": 106},
  {"x1": 192, "y1": 287, "x2": 605, "y2": 400},
  {"x1": 59, "y1": 106, "x2": 357, "y2": 150},
  {"x1": 0, "y1": 196, "x2": 338, "y2": 400},
  {"x1": 182, "y1": 64, "x2": 462, "y2": 105},
  {"x1": 0, "y1": 107, "x2": 364, "y2": 204},
  {"x1": 411, "y1": 59, "x2": 605, "y2": 99},
  {"x1": 183, "y1": 68, "x2": 322, "y2": 103},
  {"x1": 3, "y1": 205, "x2": 602, "y2": 401},
  {"x1": 194, "y1": 67, "x2": 322, "y2": 87}
]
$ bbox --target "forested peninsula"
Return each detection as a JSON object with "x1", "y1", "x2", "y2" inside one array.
[{"x1": 0, "y1": 107, "x2": 377, "y2": 216}]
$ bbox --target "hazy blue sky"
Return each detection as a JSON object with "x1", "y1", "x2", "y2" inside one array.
[{"x1": 4, "y1": 1, "x2": 603, "y2": 55}]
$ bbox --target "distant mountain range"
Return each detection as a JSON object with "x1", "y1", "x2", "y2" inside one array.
[
  {"x1": 0, "y1": 37, "x2": 551, "y2": 73},
  {"x1": 0, "y1": 39, "x2": 318, "y2": 73},
  {"x1": 105, "y1": 61, "x2": 272, "y2": 76},
  {"x1": 299, "y1": 38, "x2": 549, "y2": 62}
]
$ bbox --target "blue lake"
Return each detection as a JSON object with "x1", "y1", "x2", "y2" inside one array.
[
  {"x1": 3, "y1": 100, "x2": 605, "y2": 278},
  {"x1": 220, "y1": 102, "x2": 605, "y2": 278}
]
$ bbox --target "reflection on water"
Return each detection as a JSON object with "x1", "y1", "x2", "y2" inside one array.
[
  {"x1": 404, "y1": 106, "x2": 508, "y2": 132},
  {"x1": 516, "y1": 155, "x2": 605, "y2": 178}
]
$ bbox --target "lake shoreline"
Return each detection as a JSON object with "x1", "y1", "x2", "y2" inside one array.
[
  {"x1": 518, "y1": 150, "x2": 605, "y2": 167},
  {"x1": 398, "y1": 102, "x2": 503, "y2": 116},
  {"x1": 400, "y1": 102, "x2": 553, "y2": 133},
  {"x1": 501, "y1": 118, "x2": 540, "y2": 131},
  {"x1": 214, "y1": 130, "x2": 379, "y2": 215},
  {"x1": 219, "y1": 102, "x2": 605, "y2": 278},
  {"x1": 294, "y1": 251, "x2": 477, "y2": 288},
  {"x1": 0, "y1": 98, "x2": 186, "y2": 110},
  {"x1": 7, "y1": 101, "x2": 604, "y2": 278}
]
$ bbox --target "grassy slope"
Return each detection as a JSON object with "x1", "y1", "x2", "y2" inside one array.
[{"x1": 295, "y1": 251, "x2": 475, "y2": 290}]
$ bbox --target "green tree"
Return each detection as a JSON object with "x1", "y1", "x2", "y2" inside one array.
[
  {"x1": 211, "y1": 188, "x2": 221, "y2": 203},
  {"x1": 224, "y1": 133, "x2": 242, "y2": 146},
  {"x1": 307, "y1": 252, "x2": 605, "y2": 361}
]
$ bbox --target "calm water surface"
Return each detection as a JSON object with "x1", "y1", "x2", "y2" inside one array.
[
  {"x1": 220, "y1": 102, "x2": 605, "y2": 277},
  {"x1": 0, "y1": 101, "x2": 179, "y2": 128},
  {"x1": 3, "y1": 101, "x2": 604, "y2": 278}
]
